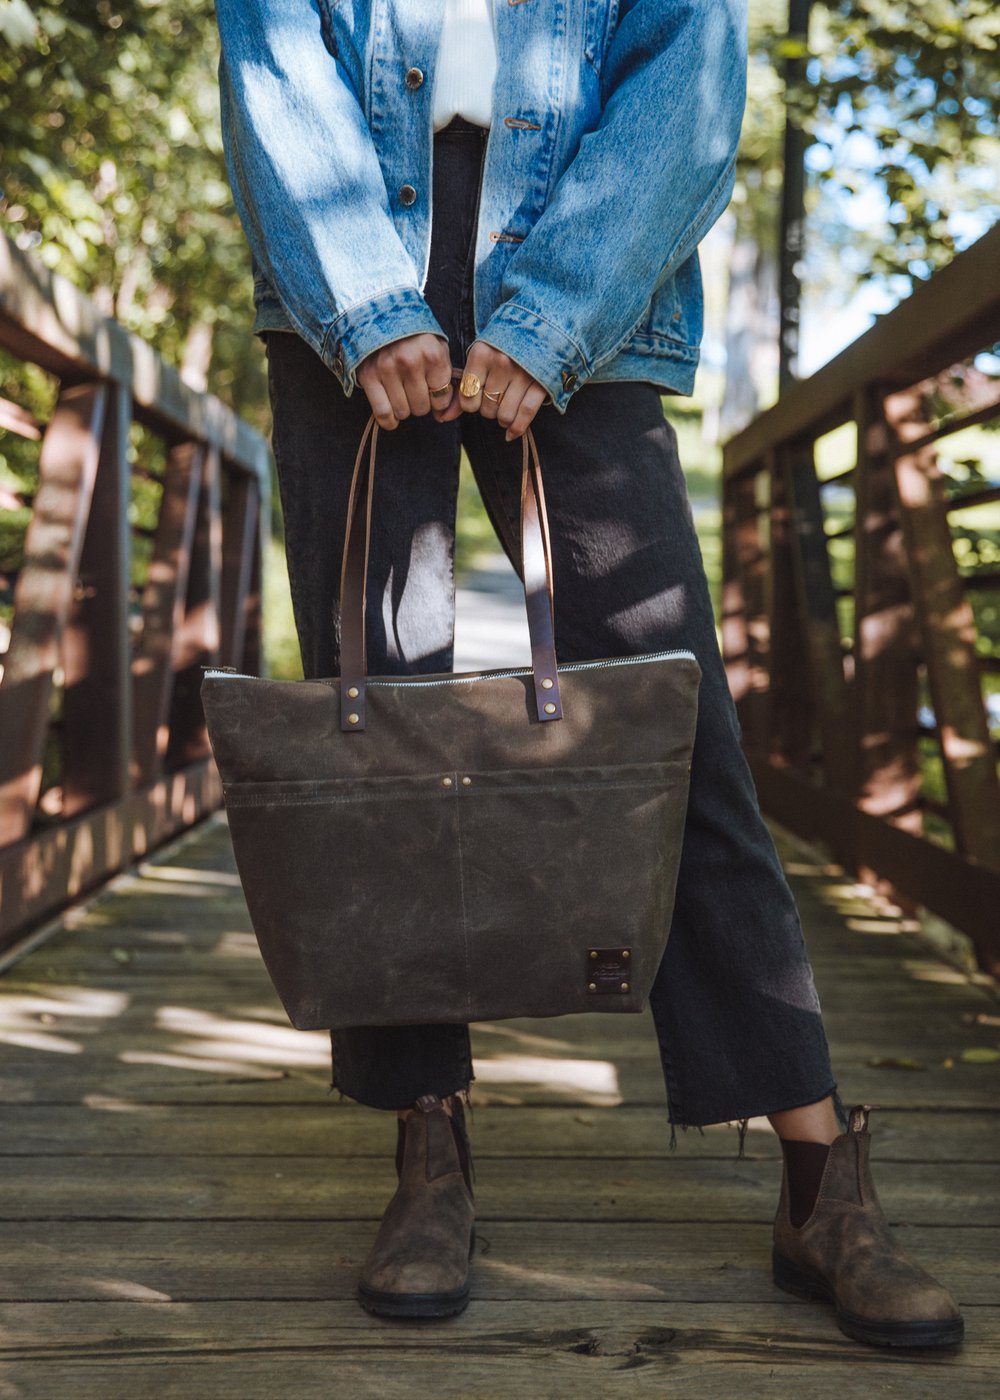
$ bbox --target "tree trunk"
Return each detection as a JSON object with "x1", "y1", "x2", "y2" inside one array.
[
  {"x1": 181, "y1": 320, "x2": 215, "y2": 394},
  {"x1": 718, "y1": 223, "x2": 779, "y2": 442}
]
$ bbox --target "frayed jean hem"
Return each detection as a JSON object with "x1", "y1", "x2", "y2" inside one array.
[{"x1": 666, "y1": 1083, "x2": 849, "y2": 1158}]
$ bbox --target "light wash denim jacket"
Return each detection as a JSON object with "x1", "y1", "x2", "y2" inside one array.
[{"x1": 215, "y1": 1, "x2": 747, "y2": 413}]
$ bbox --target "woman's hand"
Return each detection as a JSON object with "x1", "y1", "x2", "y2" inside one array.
[
  {"x1": 356, "y1": 333, "x2": 456, "y2": 430},
  {"x1": 435, "y1": 341, "x2": 549, "y2": 441}
]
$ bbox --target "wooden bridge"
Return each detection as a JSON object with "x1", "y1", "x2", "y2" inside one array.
[
  {"x1": 721, "y1": 222, "x2": 1000, "y2": 978},
  {"x1": 1, "y1": 230, "x2": 999, "y2": 1394}
]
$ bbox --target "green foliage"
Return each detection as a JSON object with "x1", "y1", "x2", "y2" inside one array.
[
  {"x1": 799, "y1": 1, "x2": 1000, "y2": 280},
  {"x1": 4, "y1": 2, "x2": 997, "y2": 427},
  {"x1": 731, "y1": 0, "x2": 790, "y2": 247},
  {"x1": 3, "y1": 0, "x2": 999, "y2": 689},
  {"x1": 264, "y1": 532, "x2": 303, "y2": 682},
  {"x1": 0, "y1": 0, "x2": 266, "y2": 428},
  {"x1": 0, "y1": 349, "x2": 58, "y2": 631},
  {"x1": 730, "y1": 2, "x2": 1000, "y2": 301}
]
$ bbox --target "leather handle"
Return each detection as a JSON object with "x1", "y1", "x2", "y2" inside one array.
[
  {"x1": 520, "y1": 424, "x2": 562, "y2": 723},
  {"x1": 338, "y1": 412, "x2": 378, "y2": 731},
  {"x1": 338, "y1": 379, "x2": 562, "y2": 731}
]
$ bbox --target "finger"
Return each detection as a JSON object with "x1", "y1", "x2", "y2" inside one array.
[
  {"x1": 479, "y1": 369, "x2": 512, "y2": 422},
  {"x1": 359, "y1": 372, "x2": 399, "y2": 432},
  {"x1": 381, "y1": 366, "x2": 411, "y2": 426},
  {"x1": 427, "y1": 339, "x2": 455, "y2": 390},
  {"x1": 457, "y1": 343, "x2": 492, "y2": 414},
  {"x1": 433, "y1": 382, "x2": 464, "y2": 423},
  {"x1": 393, "y1": 338, "x2": 444, "y2": 417},
  {"x1": 400, "y1": 360, "x2": 432, "y2": 417},
  {"x1": 495, "y1": 374, "x2": 530, "y2": 433},
  {"x1": 503, "y1": 382, "x2": 549, "y2": 441},
  {"x1": 427, "y1": 352, "x2": 457, "y2": 420}
]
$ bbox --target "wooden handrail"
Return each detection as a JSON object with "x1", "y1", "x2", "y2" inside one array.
[
  {"x1": 0, "y1": 233, "x2": 269, "y2": 485},
  {"x1": 721, "y1": 224, "x2": 1000, "y2": 977},
  {"x1": 0, "y1": 230, "x2": 271, "y2": 952},
  {"x1": 724, "y1": 221, "x2": 1000, "y2": 479}
]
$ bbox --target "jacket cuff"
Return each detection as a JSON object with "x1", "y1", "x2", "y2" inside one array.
[
  {"x1": 474, "y1": 302, "x2": 590, "y2": 415},
  {"x1": 322, "y1": 287, "x2": 449, "y2": 395}
]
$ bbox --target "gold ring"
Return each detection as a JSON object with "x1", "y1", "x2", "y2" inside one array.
[
  {"x1": 483, "y1": 387, "x2": 505, "y2": 404},
  {"x1": 429, "y1": 382, "x2": 452, "y2": 398},
  {"x1": 459, "y1": 371, "x2": 483, "y2": 398}
]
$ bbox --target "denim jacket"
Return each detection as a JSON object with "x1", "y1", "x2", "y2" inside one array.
[{"x1": 215, "y1": 1, "x2": 747, "y2": 414}]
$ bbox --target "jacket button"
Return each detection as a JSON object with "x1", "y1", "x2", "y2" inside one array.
[
  {"x1": 399, "y1": 183, "x2": 417, "y2": 206},
  {"x1": 562, "y1": 370, "x2": 578, "y2": 391},
  {"x1": 332, "y1": 349, "x2": 344, "y2": 375},
  {"x1": 404, "y1": 67, "x2": 424, "y2": 90}
]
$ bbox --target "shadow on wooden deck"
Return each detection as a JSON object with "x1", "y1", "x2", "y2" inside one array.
[{"x1": 1, "y1": 562, "x2": 998, "y2": 1397}]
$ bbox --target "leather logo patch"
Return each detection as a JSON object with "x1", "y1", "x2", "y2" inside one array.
[{"x1": 586, "y1": 948, "x2": 632, "y2": 994}]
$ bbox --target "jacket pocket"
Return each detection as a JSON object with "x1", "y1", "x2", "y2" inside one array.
[
  {"x1": 642, "y1": 278, "x2": 687, "y2": 344},
  {"x1": 634, "y1": 256, "x2": 703, "y2": 349}
]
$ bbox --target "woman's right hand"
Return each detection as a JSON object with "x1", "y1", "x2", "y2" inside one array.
[{"x1": 356, "y1": 333, "x2": 455, "y2": 430}]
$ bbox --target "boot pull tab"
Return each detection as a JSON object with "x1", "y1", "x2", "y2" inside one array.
[
  {"x1": 849, "y1": 1103, "x2": 876, "y2": 1134},
  {"x1": 414, "y1": 1094, "x2": 444, "y2": 1115}
]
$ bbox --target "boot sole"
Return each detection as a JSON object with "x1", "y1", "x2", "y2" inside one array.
[
  {"x1": 357, "y1": 1280, "x2": 470, "y2": 1319},
  {"x1": 357, "y1": 1227, "x2": 476, "y2": 1320},
  {"x1": 773, "y1": 1249, "x2": 964, "y2": 1349}
]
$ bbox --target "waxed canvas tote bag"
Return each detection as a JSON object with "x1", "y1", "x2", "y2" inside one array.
[{"x1": 201, "y1": 415, "x2": 701, "y2": 1031}]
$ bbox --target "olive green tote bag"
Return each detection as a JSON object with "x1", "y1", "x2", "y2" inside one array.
[{"x1": 201, "y1": 416, "x2": 700, "y2": 1030}]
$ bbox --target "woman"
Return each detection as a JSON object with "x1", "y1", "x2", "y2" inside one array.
[{"x1": 213, "y1": 0, "x2": 963, "y2": 1347}]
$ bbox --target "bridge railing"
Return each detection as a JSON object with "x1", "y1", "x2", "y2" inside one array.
[
  {"x1": 721, "y1": 223, "x2": 1000, "y2": 976},
  {"x1": 0, "y1": 232, "x2": 270, "y2": 953}
]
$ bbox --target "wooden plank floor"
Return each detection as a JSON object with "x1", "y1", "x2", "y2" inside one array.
[
  {"x1": 2, "y1": 823, "x2": 997, "y2": 1399},
  {"x1": 2, "y1": 568, "x2": 999, "y2": 1397}
]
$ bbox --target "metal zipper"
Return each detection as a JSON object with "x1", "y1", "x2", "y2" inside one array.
[{"x1": 202, "y1": 649, "x2": 697, "y2": 688}]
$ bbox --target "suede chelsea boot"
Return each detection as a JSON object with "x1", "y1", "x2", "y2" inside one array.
[
  {"x1": 772, "y1": 1103, "x2": 964, "y2": 1348},
  {"x1": 357, "y1": 1094, "x2": 475, "y2": 1319}
]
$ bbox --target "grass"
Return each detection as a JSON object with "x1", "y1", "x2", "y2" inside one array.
[{"x1": 263, "y1": 531, "x2": 303, "y2": 681}]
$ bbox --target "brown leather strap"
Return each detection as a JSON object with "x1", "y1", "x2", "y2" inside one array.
[
  {"x1": 338, "y1": 381, "x2": 563, "y2": 730},
  {"x1": 338, "y1": 414, "x2": 377, "y2": 730},
  {"x1": 520, "y1": 428, "x2": 562, "y2": 721}
]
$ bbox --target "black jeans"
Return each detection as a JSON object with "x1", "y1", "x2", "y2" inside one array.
[{"x1": 264, "y1": 116, "x2": 847, "y2": 1149}]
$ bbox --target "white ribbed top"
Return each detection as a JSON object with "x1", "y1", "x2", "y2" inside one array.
[{"x1": 431, "y1": 0, "x2": 497, "y2": 131}]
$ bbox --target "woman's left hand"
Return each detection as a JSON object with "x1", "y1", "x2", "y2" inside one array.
[{"x1": 433, "y1": 341, "x2": 550, "y2": 441}]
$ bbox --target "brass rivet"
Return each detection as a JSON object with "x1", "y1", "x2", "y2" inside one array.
[
  {"x1": 620, "y1": 981, "x2": 630, "y2": 992},
  {"x1": 347, "y1": 686, "x2": 359, "y2": 698},
  {"x1": 590, "y1": 950, "x2": 598, "y2": 959},
  {"x1": 588, "y1": 982, "x2": 597, "y2": 992},
  {"x1": 543, "y1": 702, "x2": 556, "y2": 714},
  {"x1": 541, "y1": 677, "x2": 554, "y2": 690},
  {"x1": 347, "y1": 712, "x2": 360, "y2": 725},
  {"x1": 442, "y1": 776, "x2": 454, "y2": 787},
  {"x1": 461, "y1": 776, "x2": 472, "y2": 786},
  {"x1": 622, "y1": 950, "x2": 630, "y2": 959}
]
